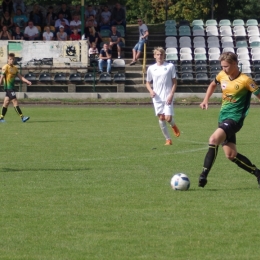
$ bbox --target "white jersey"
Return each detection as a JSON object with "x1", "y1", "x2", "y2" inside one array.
[{"x1": 146, "y1": 62, "x2": 176, "y2": 102}]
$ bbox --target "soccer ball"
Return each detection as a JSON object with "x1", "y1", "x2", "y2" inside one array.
[{"x1": 170, "y1": 173, "x2": 190, "y2": 191}]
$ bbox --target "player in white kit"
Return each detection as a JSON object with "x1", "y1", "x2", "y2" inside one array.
[{"x1": 146, "y1": 47, "x2": 180, "y2": 145}]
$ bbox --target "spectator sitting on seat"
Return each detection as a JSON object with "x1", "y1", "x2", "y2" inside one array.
[
  {"x1": 72, "y1": 4, "x2": 81, "y2": 16},
  {"x1": 46, "y1": 6, "x2": 57, "y2": 27},
  {"x1": 109, "y1": 25, "x2": 123, "y2": 59},
  {"x1": 13, "y1": 8, "x2": 28, "y2": 32},
  {"x1": 85, "y1": 15, "x2": 99, "y2": 32},
  {"x1": 43, "y1": 26, "x2": 53, "y2": 41},
  {"x1": 70, "y1": 14, "x2": 81, "y2": 34},
  {"x1": 13, "y1": 26, "x2": 23, "y2": 39},
  {"x1": 0, "y1": 25, "x2": 12, "y2": 40},
  {"x1": 60, "y1": 19, "x2": 71, "y2": 36},
  {"x1": 13, "y1": 0, "x2": 25, "y2": 13},
  {"x1": 85, "y1": 5, "x2": 96, "y2": 20},
  {"x1": 110, "y1": 2, "x2": 126, "y2": 32},
  {"x1": 85, "y1": 26, "x2": 99, "y2": 46},
  {"x1": 130, "y1": 18, "x2": 149, "y2": 65},
  {"x1": 58, "y1": 3, "x2": 72, "y2": 22},
  {"x1": 1, "y1": 11, "x2": 14, "y2": 33},
  {"x1": 56, "y1": 25, "x2": 67, "y2": 41},
  {"x1": 2, "y1": 0, "x2": 13, "y2": 15},
  {"x1": 54, "y1": 13, "x2": 69, "y2": 32},
  {"x1": 89, "y1": 42, "x2": 99, "y2": 57},
  {"x1": 70, "y1": 28, "x2": 80, "y2": 41},
  {"x1": 24, "y1": 20, "x2": 39, "y2": 40},
  {"x1": 29, "y1": 4, "x2": 43, "y2": 27},
  {"x1": 98, "y1": 43, "x2": 112, "y2": 74},
  {"x1": 100, "y1": 5, "x2": 111, "y2": 27}
]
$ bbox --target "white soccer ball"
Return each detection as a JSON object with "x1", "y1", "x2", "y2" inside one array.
[{"x1": 170, "y1": 173, "x2": 190, "y2": 191}]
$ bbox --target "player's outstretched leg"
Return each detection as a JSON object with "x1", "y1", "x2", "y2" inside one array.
[{"x1": 172, "y1": 124, "x2": 180, "y2": 137}]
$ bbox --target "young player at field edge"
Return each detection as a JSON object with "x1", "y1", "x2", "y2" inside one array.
[
  {"x1": 0, "y1": 53, "x2": 31, "y2": 123},
  {"x1": 146, "y1": 47, "x2": 180, "y2": 145},
  {"x1": 199, "y1": 52, "x2": 260, "y2": 188}
]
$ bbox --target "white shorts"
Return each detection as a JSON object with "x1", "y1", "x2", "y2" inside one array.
[{"x1": 153, "y1": 101, "x2": 174, "y2": 116}]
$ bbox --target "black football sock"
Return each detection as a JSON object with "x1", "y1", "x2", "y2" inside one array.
[
  {"x1": 201, "y1": 144, "x2": 219, "y2": 177},
  {"x1": 232, "y1": 153, "x2": 257, "y2": 174},
  {"x1": 14, "y1": 106, "x2": 23, "y2": 118},
  {"x1": 1, "y1": 106, "x2": 7, "y2": 118}
]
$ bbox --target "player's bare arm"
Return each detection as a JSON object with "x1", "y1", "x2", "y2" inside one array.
[
  {"x1": 200, "y1": 81, "x2": 217, "y2": 110},
  {"x1": 18, "y1": 73, "x2": 32, "y2": 85},
  {"x1": 146, "y1": 81, "x2": 156, "y2": 98}
]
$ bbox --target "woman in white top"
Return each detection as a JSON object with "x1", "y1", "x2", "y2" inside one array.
[{"x1": 43, "y1": 26, "x2": 53, "y2": 41}]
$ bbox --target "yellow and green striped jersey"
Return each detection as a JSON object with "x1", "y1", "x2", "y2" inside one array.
[
  {"x1": 1, "y1": 64, "x2": 18, "y2": 90},
  {"x1": 216, "y1": 71, "x2": 260, "y2": 125}
]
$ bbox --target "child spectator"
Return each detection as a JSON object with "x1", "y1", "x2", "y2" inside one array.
[
  {"x1": 89, "y1": 42, "x2": 99, "y2": 56},
  {"x1": 70, "y1": 29, "x2": 80, "y2": 41},
  {"x1": 13, "y1": 26, "x2": 24, "y2": 39},
  {"x1": 56, "y1": 25, "x2": 67, "y2": 41},
  {"x1": 43, "y1": 26, "x2": 54, "y2": 41}
]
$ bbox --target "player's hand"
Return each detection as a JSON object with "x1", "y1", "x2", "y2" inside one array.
[
  {"x1": 166, "y1": 93, "x2": 173, "y2": 105},
  {"x1": 200, "y1": 101, "x2": 208, "y2": 110},
  {"x1": 27, "y1": 81, "x2": 32, "y2": 86},
  {"x1": 150, "y1": 90, "x2": 156, "y2": 98}
]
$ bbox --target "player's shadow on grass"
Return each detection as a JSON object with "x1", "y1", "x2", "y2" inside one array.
[{"x1": 2, "y1": 168, "x2": 90, "y2": 172}]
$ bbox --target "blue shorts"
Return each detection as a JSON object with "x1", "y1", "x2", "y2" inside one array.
[{"x1": 133, "y1": 39, "x2": 146, "y2": 52}]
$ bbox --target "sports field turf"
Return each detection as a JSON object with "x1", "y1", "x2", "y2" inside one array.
[{"x1": 1, "y1": 105, "x2": 260, "y2": 259}]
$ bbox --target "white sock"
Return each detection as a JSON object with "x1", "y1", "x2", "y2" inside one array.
[
  {"x1": 159, "y1": 120, "x2": 171, "y2": 140},
  {"x1": 168, "y1": 118, "x2": 175, "y2": 127}
]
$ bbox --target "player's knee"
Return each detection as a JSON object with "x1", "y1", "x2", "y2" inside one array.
[{"x1": 225, "y1": 153, "x2": 236, "y2": 161}]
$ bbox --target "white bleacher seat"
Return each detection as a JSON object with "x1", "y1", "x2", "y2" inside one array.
[
  {"x1": 194, "y1": 53, "x2": 207, "y2": 60},
  {"x1": 208, "y1": 47, "x2": 220, "y2": 55},
  {"x1": 237, "y1": 53, "x2": 250, "y2": 60},
  {"x1": 251, "y1": 48, "x2": 260, "y2": 56},
  {"x1": 179, "y1": 36, "x2": 192, "y2": 48},
  {"x1": 249, "y1": 36, "x2": 260, "y2": 43},
  {"x1": 220, "y1": 26, "x2": 232, "y2": 36},
  {"x1": 165, "y1": 47, "x2": 178, "y2": 54},
  {"x1": 246, "y1": 19, "x2": 258, "y2": 26},
  {"x1": 222, "y1": 42, "x2": 234, "y2": 48},
  {"x1": 192, "y1": 29, "x2": 205, "y2": 36},
  {"x1": 233, "y1": 19, "x2": 245, "y2": 26},
  {"x1": 191, "y1": 20, "x2": 204, "y2": 27},
  {"x1": 180, "y1": 47, "x2": 192, "y2": 54},
  {"x1": 209, "y1": 53, "x2": 221, "y2": 60},
  {"x1": 194, "y1": 48, "x2": 206, "y2": 54},
  {"x1": 247, "y1": 28, "x2": 260, "y2": 37},
  {"x1": 208, "y1": 36, "x2": 219, "y2": 43},
  {"x1": 208, "y1": 41, "x2": 220, "y2": 48},
  {"x1": 180, "y1": 53, "x2": 193, "y2": 61},
  {"x1": 193, "y1": 41, "x2": 206, "y2": 48},
  {"x1": 165, "y1": 37, "x2": 178, "y2": 48},
  {"x1": 206, "y1": 19, "x2": 218, "y2": 26},
  {"x1": 251, "y1": 53, "x2": 260, "y2": 61},
  {"x1": 222, "y1": 47, "x2": 235, "y2": 53},
  {"x1": 233, "y1": 26, "x2": 246, "y2": 36},
  {"x1": 206, "y1": 26, "x2": 219, "y2": 36},
  {"x1": 219, "y1": 19, "x2": 231, "y2": 26},
  {"x1": 236, "y1": 47, "x2": 249, "y2": 55}
]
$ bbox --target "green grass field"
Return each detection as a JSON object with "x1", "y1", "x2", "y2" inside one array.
[{"x1": 1, "y1": 105, "x2": 260, "y2": 260}]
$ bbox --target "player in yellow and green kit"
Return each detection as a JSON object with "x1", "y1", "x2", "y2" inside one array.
[
  {"x1": 0, "y1": 53, "x2": 31, "y2": 123},
  {"x1": 198, "y1": 52, "x2": 260, "y2": 188}
]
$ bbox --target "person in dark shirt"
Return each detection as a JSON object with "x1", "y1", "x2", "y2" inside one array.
[
  {"x1": 13, "y1": 26, "x2": 24, "y2": 39},
  {"x1": 58, "y1": 3, "x2": 72, "y2": 22},
  {"x1": 111, "y1": 3, "x2": 126, "y2": 32},
  {"x1": 109, "y1": 25, "x2": 123, "y2": 58},
  {"x1": 98, "y1": 43, "x2": 112, "y2": 74}
]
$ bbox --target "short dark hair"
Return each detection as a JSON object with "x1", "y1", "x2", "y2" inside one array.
[{"x1": 9, "y1": 53, "x2": 15, "y2": 58}]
